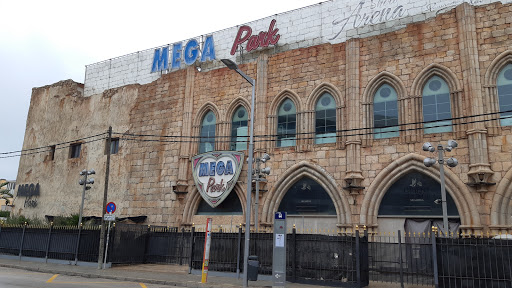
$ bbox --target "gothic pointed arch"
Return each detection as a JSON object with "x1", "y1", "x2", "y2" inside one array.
[
  {"x1": 362, "y1": 72, "x2": 407, "y2": 143},
  {"x1": 226, "y1": 97, "x2": 251, "y2": 150},
  {"x1": 483, "y1": 50, "x2": 512, "y2": 133},
  {"x1": 269, "y1": 89, "x2": 303, "y2": 113},
  {"x1": 193, "y1": 102, "x2": 222, "y2": 127},
  {"x1": 261, "y1": 161, "x2": 351, "y2": 226},
  {"x1": 305, "y1": 83, "x2": 345, "y2": 147},
  {"x1": 226, "y1": 97, "x2": 251, "y2": 120},
  {"x1": 193, "y1": 102, "x2": 221, "y2": 153},
  {"x1": 182, "y1": 183, "x2": 247, "y2": 224},
  {"x1": 268, "y1": 89, "x2": 303, "y2": 149},
  {"x1": 360, "y1": 153, "x2": 481, "y2": 230},
  {"x1": 411, "y1": 64, "x2": 462, "y2": 95},
  {"x1": 490, "y1": 167, "x2": 512, "y2": 229},
  {"x1": 306, "y1": 82, "x2": 344, "y2": 109},
  {"x1": 411, "y1": 64, "x2": 465, "y2": 138}
]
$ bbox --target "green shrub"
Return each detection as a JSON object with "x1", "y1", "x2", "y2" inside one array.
[
  {"x1": 0, "y1": 211, "x2": 10, "y2": 217},
  {"x1": 52, "y1": 214, "x2": 80, "y2": 226},
  {"x1": 5, "y1": 215, "x2": 44, "y2": 226}
]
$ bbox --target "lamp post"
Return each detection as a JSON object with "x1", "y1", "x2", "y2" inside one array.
[
  {"x1": 422, "y1": 140, "x2": 458, "y2": 237},
  {"x1": 221, "y1": 59, "x2": 255, "y2": 288},
  {"x1": 75, "y1": 168, "x2": 95, "y2": 265}
]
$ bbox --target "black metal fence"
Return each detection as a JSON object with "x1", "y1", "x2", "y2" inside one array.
[
  {"x1": 0, "y1": 224, "x2": 102, "y2": 263},
  {"x1": 1, "y1": 223, "x2": 511, "y2": 288}
]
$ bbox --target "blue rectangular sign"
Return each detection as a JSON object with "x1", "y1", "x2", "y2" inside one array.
[{"x1": 275, "y1": 212, "x2": 286, "y2": 220}]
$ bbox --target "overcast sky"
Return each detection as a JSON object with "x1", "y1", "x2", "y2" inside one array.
[{"x1": 0, "y1": 0, "x2": 322, "y2": 181}]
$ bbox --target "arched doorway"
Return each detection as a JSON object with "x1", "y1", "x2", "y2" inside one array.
[
  {"x1": 277, "y1": 177, "x2": 338, "y2": 231},
  {"x1": 378, "y1": 171, "x2": 460, "y2": 234}
]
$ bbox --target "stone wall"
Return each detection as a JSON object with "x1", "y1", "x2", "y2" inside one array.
[{"x1": 15, "y1": 2, "x2": 512, "y2": 233}]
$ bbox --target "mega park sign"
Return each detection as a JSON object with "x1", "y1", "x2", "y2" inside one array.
[{"x1": 191, "y1": 151, "x2": 244, "y2": 208}]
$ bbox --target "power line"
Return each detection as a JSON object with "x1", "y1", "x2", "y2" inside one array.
[{"x1": 0, "y1": 109, "x2": 510, "y2": 158}]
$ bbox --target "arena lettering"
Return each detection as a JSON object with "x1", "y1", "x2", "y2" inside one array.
[
  {"x1": 230, "y1": 19, "x2": 280, "y2": 55},
  {"x1": 330, "y1": 0, "x2": 407, "y2": 40}
]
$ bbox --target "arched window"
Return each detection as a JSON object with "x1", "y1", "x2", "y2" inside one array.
[
  {"x1": 423, "y1": 76, "x2": 452, "y2": 134},
  {"x1": 277, "y1": 98, "x2": 296, "y2": 147},
  {"x1": 196, "y1": 191, "x2": 243, "y2": 215},
  {"x1": 277, "y1": 177, "x2": 336, "y2": 215},
  {"x1": 199, "y1": 111, "x2": 216, "y2": 153},
  {"x1": 378, "y1": 171, "x2": 459, "y2": 217},
  {"x1": 498, "y1": 64, "x2": 512, "y2": 126},
  {"x1": 373, "y1": 84, "x2": 399, "y2": 139},
  {"x1": 315, "y1": 93, "x2": 336, "y2": 144},
  {"x1": 230, "y1": 106, "x2": 248, "y2": 151}
]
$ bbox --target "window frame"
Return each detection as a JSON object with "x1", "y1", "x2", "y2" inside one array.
[{"x1": 69, "y1": 143, "x2": 82, "y2": 159}]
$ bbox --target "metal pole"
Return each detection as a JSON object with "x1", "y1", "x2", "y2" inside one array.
[
  {"x1": 255, "y1": 179, "x2": 259, "y2": 232},
  {"x1": 437, "y1": 145, "x2": 449, "y2": 237},
  {"x1": 103, "y1": 220, "x2": 111, "y2": 269},
  {"x1": 398, "y1": 230, "x2": 404, "y2": 288},
  {"x1": 237, "y1": 225, "x2": 242, "y2": 279},
  {"x1": 45, "y1": 223, "x2": 53, "y2": 263},
  {"x1": 19, "y1": 222, "x2": 26, "y2": 260},
  {"x1": 98, "y1": 126, "x2": 112, "y2": 269},
  {"x1": 242, "y1": 78, "x2": 256, "y2": 288},
  {"x1": 75, "y1": 172, "x2": 87, "y2": 265},
  {"x1": 431, "y1": 227, "x2": 439, "y2": 288}
]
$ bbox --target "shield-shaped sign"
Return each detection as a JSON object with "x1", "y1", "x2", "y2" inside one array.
[{"x1": 191, "y1": 151, "x2": 245, "y2": 208}]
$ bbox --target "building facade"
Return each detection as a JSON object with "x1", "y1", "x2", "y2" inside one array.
[{"x1": 14, "y1": 0, "x2": 512, "y2": 235}]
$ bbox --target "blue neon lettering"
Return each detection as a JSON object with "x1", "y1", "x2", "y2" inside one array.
[
  {"x1": 209, "y1": 162, "x2": 216, "y2": 176},
  {"x1": 172, "y1": 43, "x2": 182, "y2": 69},
  {"x1": 225, "y1": 160, "x2": 233, "y2": 175},
  {"x1": 184, "y1": 39, "x2": 199, "y2": 65},
  {"x1": 216, "y1": 161, "x2": 225, "y2": 175},
  {"x1": 199, "y1": 163, "x2": 209, "y2": 177},
  {"x1": 201, "y1": 35, "x2": 216, "y2": 62},
  {"x1": 151, "y1": 46, "x2": 169, "y2": 72}
]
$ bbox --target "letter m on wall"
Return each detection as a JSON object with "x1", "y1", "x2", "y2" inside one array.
[{"x1": 151, "y1": 46, "x2": 169, "y2": 73}]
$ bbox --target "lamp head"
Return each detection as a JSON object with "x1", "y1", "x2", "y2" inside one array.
[
  {"x1": 446, "y1": 157, "x2": 458, "y2": 168},
  {"x1": 260, "y1": 167, "x2": 271, "y2": 175},
  {"x1": 88, "y1": 169, "x2": 95, "y2": 175},
  {"x1": 221, "y1": 59, "x2": 238, "y2": 70},
  {"x1": 447, "y1": 139, "x2": 458, "y2": 149},
  {"x1": 261, "y1": 153, "x2": 271, "y2": 163},
  {"x1": 422, "y1": 142, "x2": 435, "y2": 152},
  {"x1": 423, "y1": 157, "x2": 436, "y2": 167}
]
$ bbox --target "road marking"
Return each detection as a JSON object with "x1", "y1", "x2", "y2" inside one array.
[
  {"x1": 46, "y1": 274, "x2": 59, "y2": 283},
  {"x1": 139, "y1": 284, "x2": 147, "y2": 288}
]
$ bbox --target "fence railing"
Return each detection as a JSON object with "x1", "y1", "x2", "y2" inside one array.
[
  {"x1": 0, "y1": 224, "x2": 103, "y2": 263},
  {"x1": 1, "y1": 223, "x2": 511, "y2": 288}
]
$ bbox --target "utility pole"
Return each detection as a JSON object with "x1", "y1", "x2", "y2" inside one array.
[{"x1": 98, "y1": 126, "x2": 112, "y2": 269}]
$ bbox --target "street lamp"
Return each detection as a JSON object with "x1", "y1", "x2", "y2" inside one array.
[
  {"x1": 253, "y1": 153, "x2": 271, "y2": 233},
  {"x1": 221, "y1": 59, "x2": 255, "y2": 288},
  {"x1": 422, "y1": 141, "x2": 458, "y2": 237},
  {"x1": 75, "y1": 168, "x2": 95, "y2": 265}
]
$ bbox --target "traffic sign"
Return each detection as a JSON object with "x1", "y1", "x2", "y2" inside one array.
[
  {"x1": 106, "y1": 202, "x2": 116, "y2": 213},
  {"x1": 275, "y1": 212, "x2": 286, "y2": 219},
  {"x1": 104, "y1": 214, "x2": 115, "y2": 221}
]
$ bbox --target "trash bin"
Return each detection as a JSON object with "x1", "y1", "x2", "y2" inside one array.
[{"x1": 247, "y1": 255, "x2": 259, "y2": 281}]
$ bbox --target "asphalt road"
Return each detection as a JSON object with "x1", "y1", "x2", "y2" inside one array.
[{"x1": 0, "y1": 267, "x2": 185, "y2": 288}]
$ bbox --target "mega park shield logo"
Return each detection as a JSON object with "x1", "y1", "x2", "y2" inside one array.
[{"x1": 191, "y1": 151, "x2": 245, "y2": 208}]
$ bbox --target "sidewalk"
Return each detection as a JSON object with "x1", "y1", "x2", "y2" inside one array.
[{"x1": 0, "y1": 256, "x2": 412, "y2": 288}]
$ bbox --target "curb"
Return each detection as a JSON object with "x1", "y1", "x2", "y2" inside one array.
[{"x1": 0, "y1": 262, "x2": 273, "y2": 288}]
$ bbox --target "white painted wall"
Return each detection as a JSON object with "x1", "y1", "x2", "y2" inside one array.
[{"x1": 84, "y1": 0, "x2": 508, "y2": 96}]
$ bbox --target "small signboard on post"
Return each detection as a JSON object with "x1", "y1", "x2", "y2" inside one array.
[
  {"x1": 273, "y1": 212, "x2": 287, "y2": 287},
  {"x1": 201, "y1": 218, "x2": 213, "y2": 283}
]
